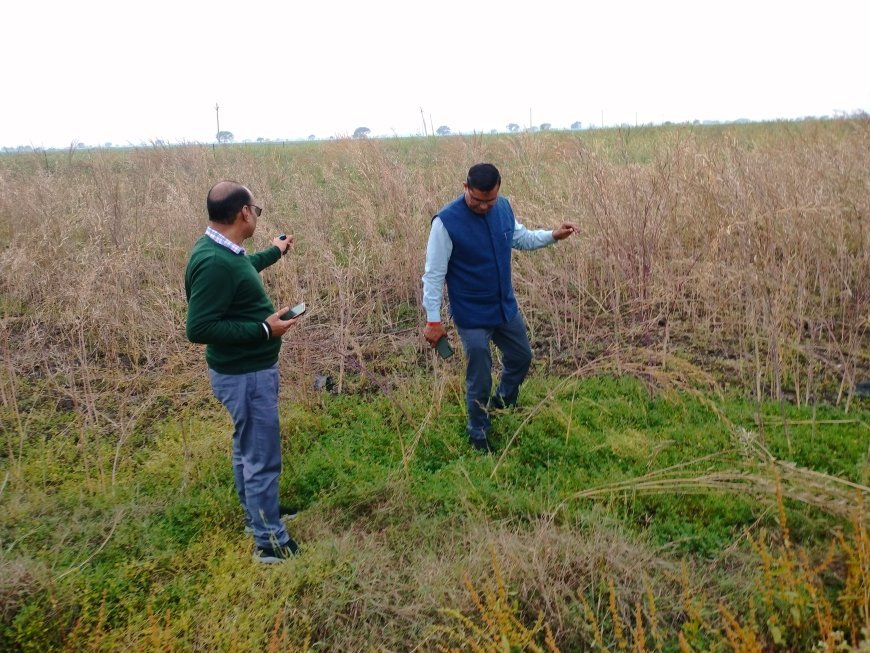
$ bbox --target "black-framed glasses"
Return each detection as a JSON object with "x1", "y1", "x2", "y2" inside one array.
[{"x1": 247, "y1": 204, "x2": 263, "y2": 217}]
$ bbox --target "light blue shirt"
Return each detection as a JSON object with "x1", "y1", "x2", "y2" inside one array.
[{"x1": 422, "y1": 215, "x2": 556, "y2": 322}]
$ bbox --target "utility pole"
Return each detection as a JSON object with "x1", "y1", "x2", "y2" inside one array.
[
  {"x1": 420, "y1": 106, "x2": 428, "y2": 137},
  {"x1": 215, "y1": 103, "x2": 220, "y2": 142}
]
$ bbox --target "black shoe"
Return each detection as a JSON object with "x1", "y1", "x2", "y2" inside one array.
[
  {"x1": 253, "y1": 538, "x2": 299, "y2": 564},
  {"x1": 469, "y1": 436, "x2": 493, "y2": 453}
]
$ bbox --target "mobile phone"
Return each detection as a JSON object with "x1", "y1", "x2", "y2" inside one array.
[
  {"x1": 435, "y1": 335, "x2": 453, "y2": 359},
  {"x1": 281, "y1": 302, "x2": 306, "y2": 320}
]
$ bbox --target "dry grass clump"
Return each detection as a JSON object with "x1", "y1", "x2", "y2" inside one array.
[
  {"x1": 425, "y1": 494, "x2": 869, "y2": 652},
  {"x1": 50, "y1": 510, "x2": 677, "y2": 651},
  {"x1": 0, "y1": 556, "x2": 47, "y2": 628},
  {"x1": 570, "y1": 428, "x2": 869, "y2": 523}
]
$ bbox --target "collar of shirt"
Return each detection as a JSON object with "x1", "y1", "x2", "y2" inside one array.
[{"x1": 205, "y1": 226, "x2": 245, "y2": 255}]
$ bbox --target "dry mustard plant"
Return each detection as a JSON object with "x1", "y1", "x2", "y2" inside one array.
[{"x1": 428, "y1": 549, "x2": 560, "y2": 652}]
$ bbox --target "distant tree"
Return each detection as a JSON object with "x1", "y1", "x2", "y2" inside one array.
[
  {"x1": 490, "y1": 129, "x2": 497, "y2": 134},
  {"x1": 308, "y1": 134, "x2": 316, "y2": 141},
  {"x1": 436, "y1": 125, "x2": 451, "y2": 136},
  {"x1": 104, "y1": 142, "x2": 113, "y2": 148},
  {"x1": 256, "y1": 137, "x2": 265, "y2": 142},
  {"x1": 539, "y1": 123, "x2": 552, "y2": 131},
  {"x1": 507, "y1": 123, "x2": 520, "y2": 133},
  {"x1": 570, "y1": 121, "x2": 582, "y2": 130},
  {"x1": 353, "y1": 127, "x2": 370, "y2": 139},
  {"x1": 216, "y1": 131, "x2": 234, "y2": 144}
]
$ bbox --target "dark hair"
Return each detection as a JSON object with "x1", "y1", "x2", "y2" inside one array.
[
  {"x1": 466, "y1": 163, "x2": 501, "y2": 192},
  {"x1": 206, "y1": 181, "x2": 251, "y2": 224}
]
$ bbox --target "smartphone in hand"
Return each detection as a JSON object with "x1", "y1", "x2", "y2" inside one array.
[
  {"x1": 281, "y1": 302, "x2": 306, "y2": 320},
  {"x1": 435, "y1": 335, "x2": 453, "y2": 359}
]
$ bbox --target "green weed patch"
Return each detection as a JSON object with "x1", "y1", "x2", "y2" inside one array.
[{"x1": 2, "y1": 374, "x2": 866, "y2": 650}]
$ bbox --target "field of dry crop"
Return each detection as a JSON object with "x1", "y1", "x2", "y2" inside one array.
[{"x1": 2, "y1": 120, "x2": 868, "y2": 423}]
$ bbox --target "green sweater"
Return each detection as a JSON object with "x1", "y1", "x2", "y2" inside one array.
[{"x1": 184, "y1": 235, "x2": 283, "y2": 374}]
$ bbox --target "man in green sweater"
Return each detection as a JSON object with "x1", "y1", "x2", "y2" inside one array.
[{"x1": 185, "y1": 180, "x2": 299, "y2": 563}]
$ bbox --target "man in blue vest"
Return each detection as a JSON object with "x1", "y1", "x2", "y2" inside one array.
[{"x1": 422, "y1": 163, "x2": 580, "y2": 452}]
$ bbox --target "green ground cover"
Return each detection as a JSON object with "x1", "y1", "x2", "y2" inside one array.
[{"x1": 2, "y1": 374, "x2": 866, "y2": 651}]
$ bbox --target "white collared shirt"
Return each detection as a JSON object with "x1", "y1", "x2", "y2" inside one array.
[{"x1": 205, "y1": 226, "x2": 245, "y2": 255}]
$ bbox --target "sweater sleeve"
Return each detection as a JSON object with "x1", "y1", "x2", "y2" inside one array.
[
  {"x1": 247, "y1": 246, "x2": 282, "y2": 272},
  {"x1": 186, "y1": 258, "x2": 267, "y2": 345}
]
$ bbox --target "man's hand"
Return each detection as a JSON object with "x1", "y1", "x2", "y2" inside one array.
[
  {"x1": 272, "y1": 233, "x2": 294, "y2": 256},
  {"x1": 423, "y1": 321, "x2": 446, "y2": 347},
  {"x1": 266, "y1": 307, "x2": 298, "y2": 338},
  {"x1": 552, "y1": 222, "x2": 580, "y2": 241}
]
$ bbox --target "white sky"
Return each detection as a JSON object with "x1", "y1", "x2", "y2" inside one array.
[{"x1": 2, "y1": 0, "x2": 868, "y2": 148}]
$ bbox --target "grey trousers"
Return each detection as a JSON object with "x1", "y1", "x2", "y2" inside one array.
[
  {"x1": 456, "y1": 311, "x2": 533, "y2": 441},
  {"x1": 208, "y1": 363, "x2": 291, "y2": 549}
]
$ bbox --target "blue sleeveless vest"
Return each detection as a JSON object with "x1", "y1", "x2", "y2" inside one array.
[{"x1": 437, "y1": 194, "x2": 518, "y2": 328}]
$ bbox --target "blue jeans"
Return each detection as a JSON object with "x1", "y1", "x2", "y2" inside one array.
[
  {"x1": 208, "y1": 363, "x2": 290, "y2": 549},
  {"x1": 456, "y1": 311, "x2": 533, "y2": 441}
]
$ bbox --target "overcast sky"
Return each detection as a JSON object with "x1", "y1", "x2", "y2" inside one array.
[{"x1": 2, "y1": 0, "x2": 868, "y2": 148}]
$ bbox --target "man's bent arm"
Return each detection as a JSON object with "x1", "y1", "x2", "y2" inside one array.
[{"x1": 247, "y1": 246, "x2": 282, "y2": 272}]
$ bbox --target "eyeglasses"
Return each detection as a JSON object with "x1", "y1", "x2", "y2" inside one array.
[
  {"x1": 247, "y1": 204, "x2": 263, "y2": 217},
  {"x1": 466, "y1": 190, "x2": 498, "y2": 207}
]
